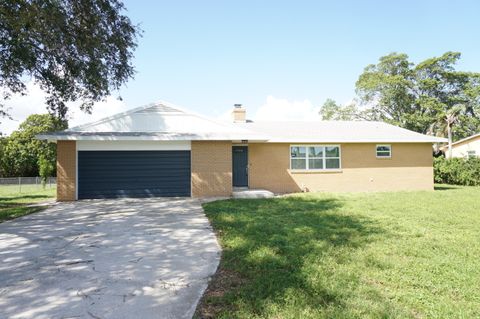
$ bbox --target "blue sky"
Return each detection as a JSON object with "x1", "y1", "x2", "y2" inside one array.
[
  {"x1": 118, "y1": 0, "x2": 480, "y2": 117},
  {"x1": 3, "y1": 0, "x2": 480, "y2": 134}
]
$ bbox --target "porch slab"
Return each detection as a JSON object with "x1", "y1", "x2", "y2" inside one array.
[{"x1": 232, "y1": 188, "x2": 274, "y2": 199}]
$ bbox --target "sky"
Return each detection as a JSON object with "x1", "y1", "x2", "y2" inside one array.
[{"x1": 2, "y1": 0, "x2": 480, "y2": 134}]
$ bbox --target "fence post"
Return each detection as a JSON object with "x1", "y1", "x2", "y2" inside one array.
[{"x1": 19, "y1": 177, "x2": 21, "y2": 193}]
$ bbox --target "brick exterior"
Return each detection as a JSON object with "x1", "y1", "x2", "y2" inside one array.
[
  {"x1": 55, "y1": 140, "x2": 434, "y2": 200},
  {"x1": 232, "y1": 107, "x2": 246, "y2": 122},
  {"x1": 248, "y1": 143, "x2": 434, "y2": 193},
  {"x1": 191, "y1": 141, "x2": 232, "y2": 197},
  {"x1": 57, "y1": 141, "x2": 76, "y2": 201}
]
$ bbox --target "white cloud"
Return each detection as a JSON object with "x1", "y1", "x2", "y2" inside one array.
[
  {"x1": 254, "y1": 96, "x2": 321, "y2": 121},
  {"x1": 1, "y1": 81, "x2": 128, "y2": 135},
  {"x1": 67, "y1": 96, "x2": 128, "y2": 129}
]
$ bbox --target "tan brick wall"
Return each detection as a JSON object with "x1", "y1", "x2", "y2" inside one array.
[
  {"x1": 248, "y1": 143, "x2": 434, "y2": 193},
  {"x1": 191, "y1": 141, "x2": 232, "y2": 197},
  {"x1": 232, "y1": 107, "x2": 246, "y2": 122},
  {"x1": 57, "y1": 141, "x2": 76, "y2": 201}
]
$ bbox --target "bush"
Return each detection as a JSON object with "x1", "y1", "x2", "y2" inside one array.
[{"x1": 434, "y1": 157, "x2": 480, "y2": 186}]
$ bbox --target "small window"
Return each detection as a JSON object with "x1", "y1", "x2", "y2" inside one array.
[
  {"x1": 291, "y1": 146, "x2": 307, "y2": 169},
  {"x1": 467, "y1": 150, "x2": 476, "y2": 158},
  {"x1": 290, "y1": 145, "x2": 340, "y2": 170},
  {"x1": 376, "y1": 145, "x2": 391, "y2": 158}
]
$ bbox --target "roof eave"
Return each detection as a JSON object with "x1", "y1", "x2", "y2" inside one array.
[
  {"x1": 37, "y1": 134, "x2": 447, "y2": 144},
  {"x1": 36, "y1": 133, "x2": 269, "y2": 142}
]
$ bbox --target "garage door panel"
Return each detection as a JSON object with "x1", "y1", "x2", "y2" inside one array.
[
  {"x1": 78, "y1": 151, "x2": 191, "y2": 199},
  {"x1": 79, "y1": 182, "x2": 192, "y2": 189}
]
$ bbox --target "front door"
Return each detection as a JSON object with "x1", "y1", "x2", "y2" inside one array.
[{"x1": 232, "y1": 146, "x2": 248, "y2": 187}]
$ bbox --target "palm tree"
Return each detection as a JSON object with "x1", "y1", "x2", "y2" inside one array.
[{"x1": 428, "y1": 104, "x2": 465, "y2": 158}]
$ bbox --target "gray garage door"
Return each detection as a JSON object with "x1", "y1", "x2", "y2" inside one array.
[{"x1": 78, "y1": 151, "x2": 191, "y2": 199}]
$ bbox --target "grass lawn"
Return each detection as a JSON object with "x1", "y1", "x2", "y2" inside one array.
[
  {"x1": 0, "y1": 185, "x2": 56, "y2": 223},
  {"x1": 197, "y1": 185, "x2": 480, "y2": 319}
]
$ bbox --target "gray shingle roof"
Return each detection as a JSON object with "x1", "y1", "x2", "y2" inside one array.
[
  {"x1": 37, "y1": 101, "x2": 447, "y2": 143},
  {"x1": 236, "y1": 120, "x2": 447, "y2": 143}
]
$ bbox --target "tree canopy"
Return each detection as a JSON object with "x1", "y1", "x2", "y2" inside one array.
[
  {"x1": 0, "y1": 0, "x2": 140, "y2": 119},
  {"x1": 319, "y1": 99, "x2": 360, "y2": 121},
  {"x1": 355, "y1": 52, "x2": 480, "y2": 141},
  {"x1": 0, "y1": 114, "x2": 67, "y2": 177}
]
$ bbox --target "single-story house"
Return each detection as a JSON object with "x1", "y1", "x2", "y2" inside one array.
[
  {"x1": 38, "y1": 101, "x2": 446, "y2": 201},
  {"x1": 440, "y1": 133, "x2": 480, "y2": 158}
]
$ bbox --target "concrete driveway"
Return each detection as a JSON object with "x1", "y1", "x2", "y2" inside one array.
[{"x1": 0, "y1": 198, "x2": 221, "y2": 319}]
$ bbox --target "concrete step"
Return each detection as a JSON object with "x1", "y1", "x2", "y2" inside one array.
[{"x1": 232, "y1": 189, "x2": 274, "y2": 199}]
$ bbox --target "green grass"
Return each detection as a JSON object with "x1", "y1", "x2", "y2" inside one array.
[
  {"x1": 197, "y1": 185, "x2": 480, "y2": 319},
  {"x1": 0, "y1": 185, "x2": 56, "y2": 222}
]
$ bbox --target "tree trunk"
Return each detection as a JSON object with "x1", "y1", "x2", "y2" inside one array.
[{"x1": 447, "y1": 123, "x2": 453, "y2": 159}]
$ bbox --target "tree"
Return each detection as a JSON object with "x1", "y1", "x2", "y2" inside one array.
[
  {"x1": 319, "y1": 99, "x2": 360, "y2": 120},
  {"x1": 0, "y1": 135, "x2": 6, "y2": 174},
  {"x1": 38, "y1": 155, "x2": 55, "y2": 187},
  {"x1": 0, "y1": 114, "x2": 67, "y2": 177},
  {"x1": 428, "y1": 104, "x2": 466, "y2": 158},
  {"x1": 355, "y1": 52, "x2": 480, "y2": 141},
  {"x1": 0, "y1": 0, "x2": 140, "y2": 120}
]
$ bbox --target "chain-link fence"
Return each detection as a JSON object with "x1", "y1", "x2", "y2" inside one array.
[{"x1": 0, "y1": 177, "x2": 57, "y2": 194}]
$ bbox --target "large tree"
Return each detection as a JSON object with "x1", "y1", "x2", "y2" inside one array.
[
  {"x1": 0, "y1": 114, "x2": 67, "y2": 177},
  {"x1": 319, "y1": 98, "x2": 360, "y2": 121},
  {"x1": 0, "y1": 0, "x2": 140, "y2": 120},
  {"x1": 355, "y1": 52, "x2": 480, "y2": 141}
]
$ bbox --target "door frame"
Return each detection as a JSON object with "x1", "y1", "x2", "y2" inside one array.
[{"x1": 232, "y1": 145, "x2": 249, "y2": 187}]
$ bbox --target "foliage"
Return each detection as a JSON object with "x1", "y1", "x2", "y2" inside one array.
[
  {"x1": 0, "y1": 135, "x2": 6, "y2": 163},
  {"x1": 434, "y1": 156, "x2": 480, "y2": 186},
  {"x1": 0, "y1": 0, "x2": 140, "y2": 119},
  {"x1": 0, "y1": 114, "x2": 67, "y2": 177},
  {"x1": 38, "y1": 155, "x2": 55, "y2": 187},
  {"x1": 197, "y1": 187, "x2": 480, "y2": 318},
  {"x1": 319, "y1": 98, "x2": 361, "y2": 120},
  {"x1": 355, "y1": 52, "x2": 480, "y2": 140}
]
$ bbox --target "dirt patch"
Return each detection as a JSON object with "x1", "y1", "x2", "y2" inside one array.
[{"x1": 194, "y1": 267, "x2": 246, "y2": 319}]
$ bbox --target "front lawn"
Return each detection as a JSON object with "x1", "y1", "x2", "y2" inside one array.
[
  {"x1": 0, "y1": 186, "x2": 56, "y2": 222},
  {"x1": 197, "y1": 185, "x2": 480, "y2": 318}
]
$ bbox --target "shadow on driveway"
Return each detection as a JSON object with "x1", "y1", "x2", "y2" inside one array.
[{"x1": 0, "y1": 198, "x2": 220, "y2": 319}]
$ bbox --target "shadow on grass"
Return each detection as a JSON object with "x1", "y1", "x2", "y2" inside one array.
[
  {"x1": 0, "y1": 194, "x2": 53, "y2": 203},
  {"x1": 434, "y1": 185, "x2": 461, "y2": 191},
  {"x1": 198, "y1": 196, "x2": 386, "y2": 318},
  {"x1": 0, "y1": 206, "x2": 46, "y2": 223}
]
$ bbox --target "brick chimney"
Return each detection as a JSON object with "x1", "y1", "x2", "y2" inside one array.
[{"x1": 232, "y1": 104, "x2": 246, "y2": 123}]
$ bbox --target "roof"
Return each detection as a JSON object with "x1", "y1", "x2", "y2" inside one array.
[
  {"x1": 38, "y1": 101, "x2": 267, "y2": 141},
  {"x1": 235, "y1": 121, "x2": 447, "y2": 143},
  {"x1": 37, "y1": 101, "x2": 447, "y2": 143},
  {"x1": 448, "y1": 132, "x2": 480, "y2": 147}
]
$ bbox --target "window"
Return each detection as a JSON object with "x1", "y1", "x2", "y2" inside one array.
[
  {"x1": 290, "y1": 145, "x2": 340, "y2": 170},
  {"x1": 376, "y1": 145, "x2": 391, "y2": 158},
  {"x1": 467, "y1": 150, "x2": 477, "y2": 158}
]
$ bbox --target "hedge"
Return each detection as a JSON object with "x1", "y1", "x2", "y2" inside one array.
[{"x1": 434, "y1": 157, "x2": 480, "y2": 186}]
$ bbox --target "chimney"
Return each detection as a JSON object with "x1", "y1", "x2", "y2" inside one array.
[{"x1": 232, "y1": 104, "x2": 246, "y2": 123}]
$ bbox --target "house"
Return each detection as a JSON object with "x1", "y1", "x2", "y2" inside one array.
[
  {"x1": 440, "y1": 133, "x2": 480, "y2": 158},
  {"x1": 38, "y1": 101, "x2": 447, "y2": 201}
]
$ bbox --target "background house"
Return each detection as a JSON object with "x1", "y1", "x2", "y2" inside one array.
[{"x1": 441, "y1": 133, "x2": 480, "y2": 158}]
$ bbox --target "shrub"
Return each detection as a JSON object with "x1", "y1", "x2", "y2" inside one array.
[{"x1": 434, "y1": 157, "x2": 480, "y2": 186}]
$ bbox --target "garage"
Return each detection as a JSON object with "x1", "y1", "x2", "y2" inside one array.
[{"x1": 78, "y1": 150, "x2": 191, "y2": 199}]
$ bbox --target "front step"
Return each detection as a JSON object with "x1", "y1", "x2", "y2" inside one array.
[{"x1": 232, "y1": 188, "x2": 274, "y2": 199}]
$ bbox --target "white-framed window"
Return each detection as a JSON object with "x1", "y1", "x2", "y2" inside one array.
[
  {"x1": 290, "y1": 145, "x2": 341, "y2": 170},
  {"x1": 467, "y1": 150, "x2": 477, "y2": 158},
  {"x1": 376, "y1": 144, "x2": 392, "y2": 158}
]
